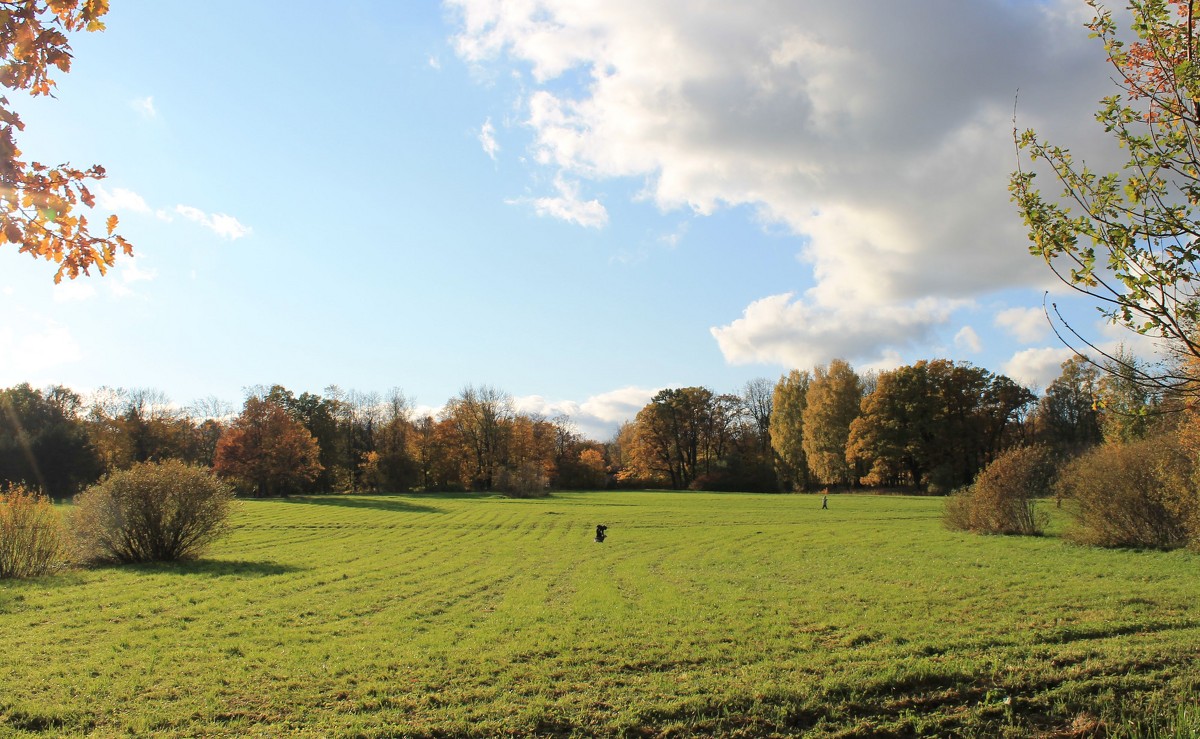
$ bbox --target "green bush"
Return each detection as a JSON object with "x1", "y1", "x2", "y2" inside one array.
[
  {"x1": 944, "y1": 445, "x2": 1055, "y2": 536},
  {"x1": 0, "y1": 484, "x2": 66, "y2": 578},
  {"x1": 1056, "y1": 438, "x2": 1193, "y2": 549},
  {"x1": 72, "y1": 460, "x2": 235, "y2": 563}
]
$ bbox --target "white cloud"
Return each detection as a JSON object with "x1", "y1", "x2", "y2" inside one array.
[
  {"x1": 479, "y1": 117, "x2": 499, "y2": 160},
  {"x1": 108, "y1": 256, "x2": 158, "y2": 298},
  {"x1": 428, "y1": 55, "x2": 442, "y2": 70},
  {"x1": 449, "y1": 0, "x2": 1113, "y2": 365},
  {"x1": 132, "y1": 96, "x2": 156, "y2": 119},
  {"x1": 94, "y1": 187, "x2": 249, "y2": 242},
  {"x1": 1003, "y1": 346, "x2": 1074, "y2": 389},
  {"x1": 175, "y1": 205, "x2": 252, "y2": 240},
  {"x1": 96, "y1": 186, "x2": 151, "y2": 214},
  {"x1": 515, "y1": 385, "x2": 657, "y2": 440},
  {"x1": 995, "y1": 306, "x2": 1050, "y2": 343},
  {"x1": 511, "y1": 175, "x2": 608, "y2": 228},
  {"x1": 711, "y1": 292, "x2": 960, "y2": 370},
  {"x1": 955, "y1": 326, "x2": 982, "y2": 353}
]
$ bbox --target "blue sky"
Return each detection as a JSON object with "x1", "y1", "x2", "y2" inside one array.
[{"x1": 0, "y1": 1, "x2": 1159, "y2": 439}]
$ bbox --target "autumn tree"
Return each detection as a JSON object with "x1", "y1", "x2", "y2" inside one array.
[
  {"x1": 802, "y1": 359, "x2": 862, "y2": 487},
  {"x1": 1011, "y1": 0, "x2": 1200, "y2": 393},
  {"x1": 441, "y1": 385, "x2": 513, "y2": 491},
  {"x1": 847, "y1": 360, "x2": 1035, "y2": 491},
  {"x1": 81, "y1": 387, "x2": 210, "y2": 472},
  {"x1": 0, "y1": 0, "x2": 131, "y2": 280},
  {"x1": 213, "y1": 396, "x2": 322, "y2": 497},
  {"x1": 549, "y1": 415, "x2": 608, "y2": 489},
  {"x1": 408, "y1": 415, "x2": 462, "y2": 491},
  {"x1": 369, "y1": 388, "x2": 419, "y2": 492},
  {"x1": 769, "y1": 370, "x2": 810, "y2": 491},
  {"x1": 626, "y1": 387, "x2": 720, "y2": 489},
  {"x1": 188, "y1": 395, "x2": 232, "y2": 468}
]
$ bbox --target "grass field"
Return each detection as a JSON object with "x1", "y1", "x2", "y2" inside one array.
[{"x1": 1, "y1": 491, "x2": 1199, "y2": 737}]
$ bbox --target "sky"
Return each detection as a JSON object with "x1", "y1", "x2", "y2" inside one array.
[{"x1": 0, "y1": 1, "x2": 1163, "y2": 440}]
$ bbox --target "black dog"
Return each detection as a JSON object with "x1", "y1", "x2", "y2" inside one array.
[{"x1": 594, "y1": 524, "x2": 608, "y2": 543}]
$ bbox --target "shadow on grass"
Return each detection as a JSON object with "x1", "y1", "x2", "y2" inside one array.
[
  {"x1": 120, "y1": 559, "x2": 306, "y2": 578},
  {"x1": 277, "y1": 495, "x2": 446, "y2": 513}
]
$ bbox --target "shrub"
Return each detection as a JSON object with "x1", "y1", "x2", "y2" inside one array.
[
  {"x1": 944, "y1": 445, "x2": 1056, "y2": 536},
  {"x1": 1056, "y1": 438, "x2": 1193, "y2": 549},
  {"x1": 0, "y1": 484, "x2": 67, "y2": 578},
  {"x1": 71, "y1": 460, "x2": 235, "y2": 563},
  {"x1": 495, "y1": 462, "x2": 549, "y2": 498}
]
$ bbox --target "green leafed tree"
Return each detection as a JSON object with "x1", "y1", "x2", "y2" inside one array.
[
  {"x1": 0, "y1": 383, "x2": 98, "y2": 496},
  {"x1": 1011, "y1": 0, "x2": 1200, "y2": 393}
]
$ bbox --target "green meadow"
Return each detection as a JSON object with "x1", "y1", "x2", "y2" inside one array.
[{"x1": 2, "y1": 491, "x2": 1198, "y2": 737}]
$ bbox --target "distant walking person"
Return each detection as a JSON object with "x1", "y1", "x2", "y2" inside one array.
[
  {"x1": 821, "y1": 494, "x2": 828, "y2": 510},
  {"x1": 595, "y1": 524, "x2": 608, "y2": 543}
]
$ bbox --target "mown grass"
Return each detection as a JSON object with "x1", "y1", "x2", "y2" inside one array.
[{"x1": 1, "y1": 491, "x2": 1198, "y2": 737}]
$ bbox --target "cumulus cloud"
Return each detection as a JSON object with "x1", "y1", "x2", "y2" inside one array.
[
  {"x1": 175, "y1": 205, "x2": 252, "y2": 240},
  {"x1": 515, "y1": 385, "x2": 656, "y2": 440},
  {"x1": 479, "y1": 117, "x2": 500, "y2": 160},
  {"x1": 995, "y1": 306, "x2": 1050, "y2": 343},
  {"x1": 1004, "y1": 346, "x2": 1074, "y2": 389},
  {"x1": 955, "y1": 326, "x2": 982, "y2": 353},
  {"x1": 711, "y1": 292, "x2": 960, "y2": 369},
  {"x1": 448, "y1": 0, "x2": 1113, "y2": 365}
]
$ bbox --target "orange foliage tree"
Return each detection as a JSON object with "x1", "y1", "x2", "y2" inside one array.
[
  {"x1": 213, "y1": 397, "x2": 322, "y2": 497},
  {"x1": 0, "y1": 0, "x2": 130, "y2": 280}
]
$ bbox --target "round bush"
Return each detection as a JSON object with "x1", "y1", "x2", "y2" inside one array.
[
  {"x1": 944, "y1": 445, "x2": 1056, "y2": 536},
  {"x1": 1056, "y1": 438, "x2": 1193, "y2": 549},
  {"x1": 0, "y1": 483, "x2": 66, "y2": 578},
  {"x1": 72, "y1": 460, "x2": 235, "y2": 563}
]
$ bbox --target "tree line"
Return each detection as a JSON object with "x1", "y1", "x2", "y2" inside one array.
[
  {"x1": 0, "y1": 349, "x2": 1151, "y2": 499},
  {"x1": 616, "y1": 352, "x2": 1157, "y2": 494},
  {"x1": 0, "y1": 383, "x2": 609, "y2": 498}
]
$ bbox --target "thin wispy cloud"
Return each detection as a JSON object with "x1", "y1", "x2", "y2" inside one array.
[
  {"x1": 96, "y1": 186, "x2": 151, "y2": 214},
  {"x1": 175, "y1": 205, "x2": 252, "y2": 240},
  {"x1": 132, "y1": 95, "x2": 156, "y2": 118},
  {"x1": 479, "y1": 117, "x2": 499, "y2": 160},
  {"x1": 510, "y1": 175, "x2": 607, "y2": 228}
]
